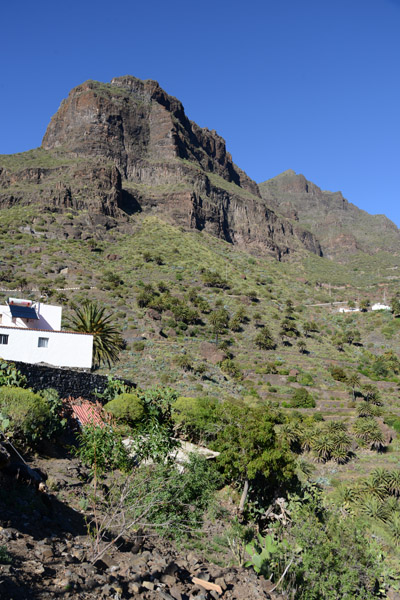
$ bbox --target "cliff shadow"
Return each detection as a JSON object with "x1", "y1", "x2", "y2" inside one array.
[{"x1": 118, "y1": 189, "x2": 142, "y2": 215}]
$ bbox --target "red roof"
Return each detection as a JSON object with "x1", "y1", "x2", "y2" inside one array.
[{"x1": 66, "y1": 398, "x2": 105, "y2": 427}]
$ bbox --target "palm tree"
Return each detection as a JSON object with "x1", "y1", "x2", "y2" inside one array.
[
  {"x1": 68, "y1": 301, "x2": 124, "y2": 368},
  {"x1": 298, "y1": 340, "x2": 307, "y2": 354},
  {"x1": 347, "y1": 372, "x2": 360, "y2": 402},
  {"x1": 386, "y1": 471, "x2": 400, "y2": 497},
  {"x1": 362, "y1": 384, "x2": 381, "y2": 405}
]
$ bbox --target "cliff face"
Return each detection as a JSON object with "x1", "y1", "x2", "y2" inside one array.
[
  {"x1": 42, "y1": 76, "x2": 259, "y2": 195},
  {"x1": 259, "y1": 170, "x2": 400, "y2": 261},
  {"x1": 0, "y1": 77, "x2": 322, "y2": 258}
]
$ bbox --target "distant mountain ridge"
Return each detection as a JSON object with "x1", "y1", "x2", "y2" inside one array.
[{"x1": 259, "y1": 170, "x2": 400, "y2": 262}]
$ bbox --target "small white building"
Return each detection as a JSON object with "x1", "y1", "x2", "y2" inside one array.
[
  {"x1": 371, "y1": 303, "x2": 391, "y2": 311},
  {"x1": 338, "y1": 307, "x2": 360, "y2": 313},
  {"x1": 0, "y1": 298, "x2": 93, "y2": 369}
]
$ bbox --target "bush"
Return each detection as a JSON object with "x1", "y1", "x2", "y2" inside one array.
[
  {"x1": 132, "y1": 341, "x2": 145, "y2": 352},
  {"x1": 298, "y1": 373, "x2": 314, "y2": 386},
  {"x1": 104, "y1": 393, "x2": 145, "y2": 427},
  {"x1": 0, "y1": 545, "x2": 11, "y2": 564},
  {"x1": 290, "y1": 388, "x2": 316, "y2": 408},
  {"x1": 172, "y1": 396, "x2": 219, "y2": 443},
  {"x1": 0, "y1": 361, "x2": 26, "y2": 387},
  {"x1": 0, "y1": 386, "x2": 56, "y2": 448},
  {"x1": 329, "y1": 366, "x2": 347, "y2": 382},
  {"x1": 75, "y1": 423, "x2": 133, "y2": 476},
  {"x1": 125, "y1": 454, "x2": 220, "y2": 539},
  {"x1": 220, "y1": 359, "x2": 242, "y2": 379},
  {"x1": 202, "y1": 269, "x2": 229, "y2": 289}
]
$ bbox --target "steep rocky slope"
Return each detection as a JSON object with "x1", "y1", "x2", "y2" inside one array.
[
  {"x1": 259, "y1": 169, "x2": 400, "y2": 262},
  {"x1": 0, "y1": 76, "x2": 321, "y2": 260}
]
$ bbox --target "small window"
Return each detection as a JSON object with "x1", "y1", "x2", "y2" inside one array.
[
  {"x1": 38, "y1": 337, "x2": 49, "y2": 348},
  {"x1": 0, "y1": 334, "x2": 9, "y2": 345}
]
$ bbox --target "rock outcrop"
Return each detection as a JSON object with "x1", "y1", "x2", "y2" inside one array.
[{"x1": 0, "y1": 76, "x2": 322, "y2": 258}]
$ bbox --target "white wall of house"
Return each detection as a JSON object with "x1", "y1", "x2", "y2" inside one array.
[
  {"x1": 0, "y1": 303, "x2": 62, "y2": 330},
  {"x1": 0, "y1": 326, "x2": 93, "y2": 369},
  {"x1": 371, "y1": 303, "x2": 391, "y2": 311}
]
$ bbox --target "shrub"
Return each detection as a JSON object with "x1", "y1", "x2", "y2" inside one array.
[
  {"x1": 298, "y1": 373, "x2": 314, "y2": 386},
  {"x1": 104, "y1": 393, "x2": 145, "y2": 427},
  {"x1": 0, "y1": 361, "x2": 27, "y2": 388},
  {"x1": 329, "y1": 366, "x2": 347, "y2": 382},
  {"x1": 0, "y1": 545, "x2": 11, "y2": 564},
  {"x1": 220, "y1": 359, "x2": 242, "y2": 379},
  {"x1": 75, "y1": 422, "x2": 133, "y2": 476},
  {"x1": 290, "y1": 388, "x2": 316, "y2": 408},
  {"x1": 128, "y1": 454, "x2": 220, "y2": 539},
  {"x1": 0, "y1": 386, "x2": 55, "y2": 448},
  {"x1": 255, "y1": 327, "x2": 276, "y2": 350},
  {"x1": 202, "y1": 269, "x2": 229, "y2": 289},
  {"x1": 172, "y1": 396, "x2": 219, "y2": 443},
  {"x1": 175, "y1": 355, "x2": 193, "y2": 371},
  {"x1": 132, "y1": 341, "x2": 145, "y2": 352}
]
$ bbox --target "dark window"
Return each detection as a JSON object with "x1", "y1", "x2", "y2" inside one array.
[
  {"x1": 0, "y1": 334, "x2": 9, "y2": 345},
  {"x1": 38, "y1": 337, "x2": 49, "y2": 348}
]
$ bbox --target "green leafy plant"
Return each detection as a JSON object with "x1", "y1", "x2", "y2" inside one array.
[
  {"x1": 0, "y1": 361, "x2": 26, "y2": 388},
  {"x1": 94, "y1": 375, "x2": 133, "y2": 404},
  {"x1": 245, "y1": 532, "x2": 285, "y2": 577},
  {"x1": 0, "y1": 545, "x2": 11, "y2": 564},
  {"x1": 75, "y1": 421, "x2": 133, "y2": 476},
  {"x1": 104, "y1": 393, "x2": 145, "y2": 427},
  {"x1": 68, "y1": 301, "x2": 124, "y2": 368}
]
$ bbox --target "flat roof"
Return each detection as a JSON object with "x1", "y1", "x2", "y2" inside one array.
[{"x1": 0, "y1": 325, "x2": 93, "y2": 336}]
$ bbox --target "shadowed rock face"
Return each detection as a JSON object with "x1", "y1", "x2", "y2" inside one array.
[{"x1": 2, "y1": 76, "x2": 323, "y2": 258}]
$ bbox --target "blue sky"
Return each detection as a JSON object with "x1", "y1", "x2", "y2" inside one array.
[{"x1": 1, "y1": 0, "x2": 399, "y2": 224}]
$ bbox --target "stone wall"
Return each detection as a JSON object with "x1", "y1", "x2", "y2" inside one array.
[{"x1": 13, "y1": 362, "x2": 134, "y2": 401}]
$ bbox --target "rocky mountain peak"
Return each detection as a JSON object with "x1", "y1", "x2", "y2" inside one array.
[{"x1": 42, "y1": 76, "x2": 258, "y2": 195}]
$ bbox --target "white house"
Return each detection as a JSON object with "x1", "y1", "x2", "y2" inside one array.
[
  {"x1": 371, "y1": 303, "x2": 391, "y2": 311},
  {"x1": 0, "y1": 298, "x2": 93, "y2": 369}
]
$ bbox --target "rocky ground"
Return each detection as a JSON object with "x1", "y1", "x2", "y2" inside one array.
[{"x1": 0, "y1": 454, "x2": 278, "y2": 600}]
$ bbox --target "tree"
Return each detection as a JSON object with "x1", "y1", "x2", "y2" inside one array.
[
  {"x1": 346, "y1": 372, "x2": 360, "y2": 402},
  {"x1": 359, "y1": 299, "x2": 370, "y2": 312},
  {"x1": 298, "y1": 340, "x2": 307, "y2": 354},
  {"x1": 215, "y1": 403, "x2": 295, "y2": 511},
  {"x1": 68, "y1": 301, "x2": 124, "y2": 368},
  {"x1": 391, "y1": 294, "x2": 400, "y2": 317},
  {"x1": 255, "y1": 326, "x2": 276, "y2": 350},
  {"x1": 209, "y1": 308, "x2": 230, "y2": 346}
]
